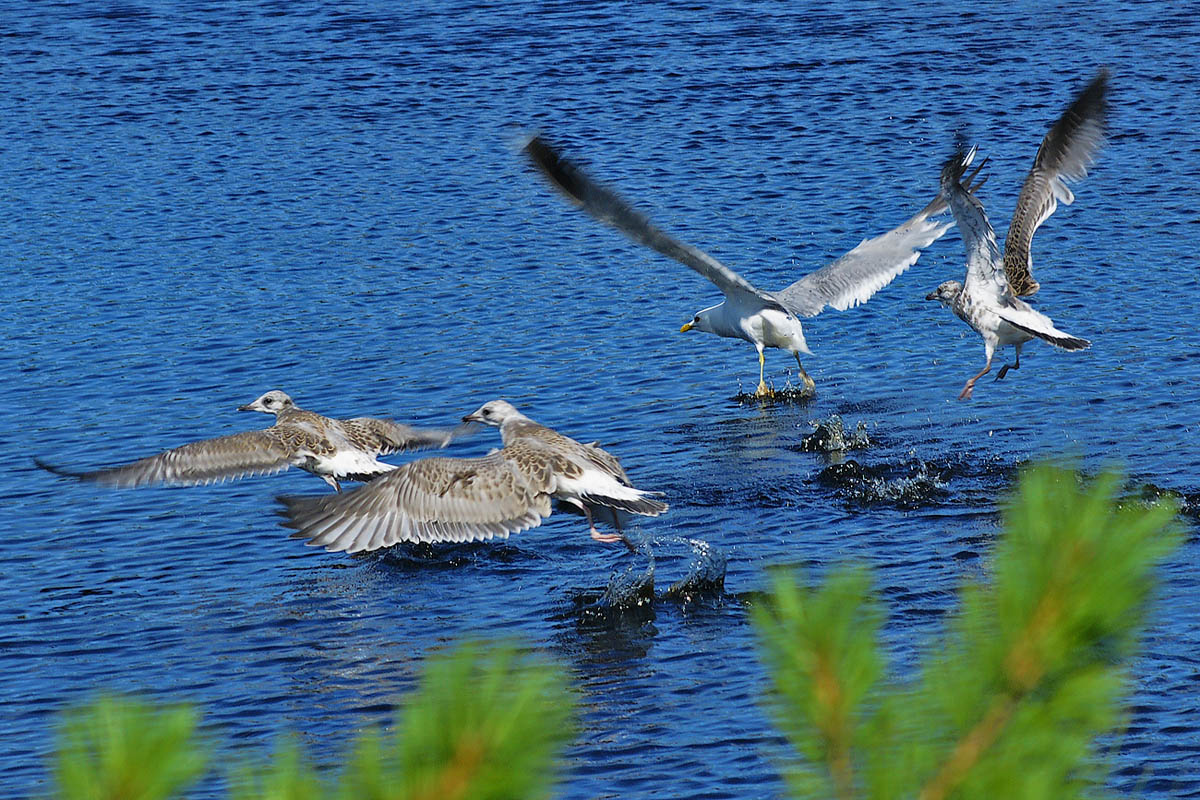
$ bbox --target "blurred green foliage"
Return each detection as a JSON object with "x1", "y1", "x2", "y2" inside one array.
[
  {"x1": 54, "y1": 695, "x2": 207, "y2": 800},
  {"x1": 753, "y1": 465, "x2": 1182, "y2": 800},
  {"x1": 53, "y1": 642, "x2": 575, "y2": 800}
]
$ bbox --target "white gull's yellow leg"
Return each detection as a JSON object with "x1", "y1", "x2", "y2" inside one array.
[{"x1": 755, "y1": 347, "x2": 769, "y2": 397}]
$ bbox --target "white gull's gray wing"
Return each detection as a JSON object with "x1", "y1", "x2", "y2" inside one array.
[
  {"x1": 775, "y1": 157, "x2": 987, "y2": 317},
  {"x1": 523, "y1": 135, "x2": 786, "y2": 311},
  {"x1": 775, "y1": 194, "x2": 953, "y2": 318},
  {"x1": 941, "y1": 148, "x2": 1007, "y2": 298},
  {"x1": 278, "y1": 446, "x2": 559, "y2": 553},
  {"x1": 1003, "y1": 69, "x2": 1109, "y2": 296},
  {"x1": 37, "y1": 429, "x2": 295, "y2": 488}
]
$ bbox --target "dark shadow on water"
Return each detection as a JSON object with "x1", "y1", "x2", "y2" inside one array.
[{"x1": 364, "y1": 540, "x2": 546, "y2": 570}]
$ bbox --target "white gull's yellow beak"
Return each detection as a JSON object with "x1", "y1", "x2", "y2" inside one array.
[{"x1": 680, "y1": 322, "x2": 694, "y2": 332}]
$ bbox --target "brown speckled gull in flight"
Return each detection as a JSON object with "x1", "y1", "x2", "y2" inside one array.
[
  {"x1": 277, "y1": 399, "x2": 667, "y2": 553},
  {"x1": 36, "y1": 390, "x2": 460, "y2": 492},
  {"x1": 926, "y1": 70, "x2": 1109, "y2": 400}
]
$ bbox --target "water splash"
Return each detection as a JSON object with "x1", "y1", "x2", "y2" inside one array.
[
  {"x1": 815, "y1": 458, "x2": 953, "y2": 508},
  {"x1": 663, "y1": 537, "x2": 727, "y2": 602},
  {"x1": 798, "y1": 414, "x2": 871, "y2": 454},
  {"x1": 731, "y1": 374, "x2": 817, "y2": 406},
  {"x1": 598, "y1": 538, "x2": 656, "y2": 608},
  {"x1": 1126, "y1": 481, "x2": 1200, "y2": 524},
  {"x1": 590, "y1": 533, "x2": 728, "y2": 610}
]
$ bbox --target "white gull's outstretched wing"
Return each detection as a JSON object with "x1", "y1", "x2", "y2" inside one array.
[
  {"x1": 523, "y1": 135, "x2": 786, "y2": 312},
  {"x1": 775, "y1": 194, "x2": 951, "y2": 318},
  {"x1": 1003, "y1": 69, "x2": 1109, "y2": 296},
  {"x1": 775, "y1": 156, "x2": 986, "y2": 317}
]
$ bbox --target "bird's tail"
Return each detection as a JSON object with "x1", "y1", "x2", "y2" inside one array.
[
  {"x1": 999, "y1": 314, "x2": 1090, "y2": 351},
  {"x1": 582, "y1": 492, "x2": 669, "y2": 517}
]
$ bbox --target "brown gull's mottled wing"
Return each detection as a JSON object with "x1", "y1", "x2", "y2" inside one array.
[
  {"x1": 277, "y1": 445, "x2": 559, "y2": 553},
  {"x1": 1003, "y1": 69, "x2": 1109, "y2": 296},
  {"x1": 339, "y1": 418, "x2": 464, "y2": 455},
  {"x1": 511, "y1": 422, "x2": 630, "y2": 482},
  {"x1": 523, "y1": 135, "x2": 786, "y2": 312},
  {"x1": 36, "y1": 429, "x2": 295, "y2": 488}
]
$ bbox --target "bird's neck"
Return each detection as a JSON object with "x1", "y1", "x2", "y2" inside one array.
[
  {"x1": 498, "y1": 415, "x2": 536, "y2": 444},
  {"x1": 701, "y1": 302, "x2": 743, "y2": 338}
]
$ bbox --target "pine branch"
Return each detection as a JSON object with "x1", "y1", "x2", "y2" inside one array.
[
  {"x1": 412, "y1": 735, "x2": 485, "y2": 800},
  {"x1": 918, "y1": 535, "x2": 1086, "y2": 800},
  {"x1": 813, "y1": 649, "x2": 857, "y2": 800},
  {"x1": 753, "y1": 566, "x2": 882, "y2": 800},
  {"x1": 756, "y1": 465, "x2": 1181, "y2": 800}
]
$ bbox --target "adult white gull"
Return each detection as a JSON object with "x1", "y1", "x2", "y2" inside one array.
[
  {"x1": 926, "y1": 70, "x2": 1108, "y2": 399},
  {"x1": 36, "y1": 390, "x2": 460, "y2": 492},
  {"x1": 524, "y1": 135, "x2": 983, "y2": 397},
  {"x1": 277, "y1": 400, "x2": 667, "y2": 553}
]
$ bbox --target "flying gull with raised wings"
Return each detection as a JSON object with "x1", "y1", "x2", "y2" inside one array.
[
  {"x1": 524, "y1": 135, "x2": 984, "y2": 397},
  {"x1": 926, "y1": 70, "x2": 1108, "y2": 399},
  {"x1": 37, "y1": 390, "x2": 460, "y2": 492},
  {"x1": 277, "y1": 399, "x2": 667, "y2": 553}
]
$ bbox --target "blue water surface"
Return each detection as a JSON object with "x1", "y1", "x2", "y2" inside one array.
[{"x1": 2, "y1": 2, "x2": 1199, "y2": 797}]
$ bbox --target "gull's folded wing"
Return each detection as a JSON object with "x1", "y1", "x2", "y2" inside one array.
[{"x1": 341, "y1": 418, "x2": 462, "y2": 454}]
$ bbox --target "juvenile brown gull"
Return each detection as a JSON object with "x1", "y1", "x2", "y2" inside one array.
[
  {"x1": 277, "y1": 399, "x2": 667, "y2": 553},
  {"x1": 36, "y1": 390, "x2": 459, "y2": 492},
  {"x1": 926, "y1": 70, "x2": 1108, "y2": 400},
  {"x1": 524, "y1": 135, "x2": 984, "y2": 397}
]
